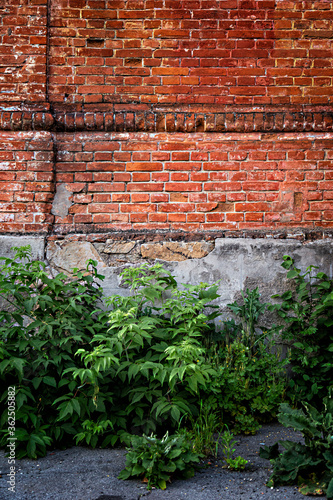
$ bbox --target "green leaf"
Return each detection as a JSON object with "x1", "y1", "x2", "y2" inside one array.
[
  {"x1": 158, "y1": 479, "x2": 167, "y2": 490},
  {"x1": 12, "y1": 358, "x2": 25, "y2": 378},
  {"x1": 32, "y1": 377, "x2": 42, "y2": 389},
  {"x1": 43, "y1": 376, "x2": 57, "y2": 388},
  {"x1": 58, "y1": 401, "x2": 74, "y2": 420},
  {"x1": 130, "y1": 391, "x2": 146, "y2": 404},
  {"x1": 293, "y1": 342, "x2": 304, "y2": 350},
  {"x1": 327, "y1": 478, "x2": 333, "y2": 499},
  {"x1": 187, "y1": 376, "x2": 198, "y2": 393},
  {"x1": 132, "y1": 464, "x2": 145, "y2": 475},
  {"x1": 71, "y1": 399, "x2": 81, "y2": 416},
  {"x1": 27, "y1": 438, "x2": 37, "y2": 458},
  {"x1": 286, "y1": 269, "x2": 300, "y2": 279},
  {"x1": 127, "y1": 363, "x2": 139, "y2": 381},
  {"x1": 170, "y1": 405, "x2": 181, "y2": 422},
  {"x1": 118, "y1": 469, "x2": 131, "y2": 480},
  {"x1": 168, "y1": 448, "x2": 182, "y2": 459},
  {"x1": 259, "y1": 443, "x2": 280, "y2": 460}
]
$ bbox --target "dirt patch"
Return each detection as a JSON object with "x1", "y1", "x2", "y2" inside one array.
[{"x1": 0, "y1": 423, "x2": 321, "y2": 500}]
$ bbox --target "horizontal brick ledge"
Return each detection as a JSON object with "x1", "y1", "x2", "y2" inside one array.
[
  {"x1": 0, "y1": 112, "x2": 54, "y2": 131},
  {"x1": 45, "y1": 229, "x2": 333, "y2": 243},
  {"x1": 53, "y1": 111, "x2": 333, "y2": 133},
  {"x1": 0, "y1": 110, "x2": 332, "y2": 133}
]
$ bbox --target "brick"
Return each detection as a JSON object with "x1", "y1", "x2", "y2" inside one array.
[
  {"x1": 159, "y1": 203, "x2": 195, "y2": 213},
  {"x1": 168, "y1": 213, "x2": 186, "y2": 222},
  {"x1": 131, "y1": 193, "x2": 150, "y2": 202},
  {"x1": 88, "y1": 203, "x2": 119, "y2": 213},
  {"x1": 165, "y1": 182, "x2": 201, "y2": 192},
  {"x1": 121, "y1": 203, "x2": 157, "y2": 213},
  {"x1": 126, "y1": 162, "x2": 162, "y2": 171},
  {"x1": 127, "y1": 183, "x2": 163, "y2": 192}
]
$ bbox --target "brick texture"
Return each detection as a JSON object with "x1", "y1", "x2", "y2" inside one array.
[
  {"x1": 0, "y1": 132, "x2": 54, "y2": 233},
  {"x1": 48, "y1": 0, "x2": 333, "y2": 107},
  {"x1": 0, "y1": 1, "x2": 333, "y2": 236},
  {"x1": 0, "y1": 0, "x2": 48, "y2": 103},
  {"x1": 2, "y1": 131, "x2": 332, "y2": 235}
]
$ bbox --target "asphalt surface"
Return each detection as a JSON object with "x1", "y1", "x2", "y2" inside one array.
[{"x1": 0, "y1": 423, "x2": 320, "y2": 500}]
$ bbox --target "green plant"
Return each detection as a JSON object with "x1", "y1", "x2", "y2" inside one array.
[
  {"x1": 209, "y1": 339, "x2": 287, "y2": 434},
  {"x1": 260, "y1": 390, "x2": 333, "y2": 498},
  {"x1": 0, "y1": 249, "x2": 289, "y2": 460},
  {"x1": 0, "y1": 253, "x2": 225, "y2": 458},
  {"x1": 225, "y1": 456, "x2": 248, "y2": 470},
  {"x1": 73, "y1": 264, "x2": 220, "y2": 436},
  {"x1": 206, "y1": 287, "x2": 287, "y2": 435},
  {"x1": 219, "y1": 426, "x2": 248, "y2": 470},
  {"x1": 220, "y1": 425, "x2": 238, "y2": 461},
  {"x1": 74, "y1": 419, "x2": 114, "y2": 448},
  {"x1": 0, "y1": 246, "x2": 110, "y2": 458},
  {"x1": 227, "y1": 287, "x2": 268, "y2": 351},
  {"x1": 184, "y1": 399, "x2": 221, "y2": 457},
  {"x1": 269, "y1": 255, "x2": 333, "y2": 406},
  {"x1": 118, "y1": 432, "x2": 202, "y2": 490}
]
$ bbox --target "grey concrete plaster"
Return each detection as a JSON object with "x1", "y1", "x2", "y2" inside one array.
[
  {"x1": 91, "y1": 238, "x2": 333, "y2": 319},
  {"x1": 0, "y1": 236, "x2": 45, "y2": 260},
  {"x1": 3, "y1": 235, "x2": 331, "y2": 311},
  {"x1": 167, "y1": 238, "x2": 333, "y2": 308},
  {"x1": 51, "y1": 184, "x2": 73, "y2": 218}
]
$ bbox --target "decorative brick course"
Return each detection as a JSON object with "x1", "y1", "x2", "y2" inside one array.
[{"x1": 1, "y1": 106, "x2": 333, "y2": 133}]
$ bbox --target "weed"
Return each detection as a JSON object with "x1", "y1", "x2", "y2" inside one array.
[{"x1": 118, "y1": 432, "x2": 202, "y2": 490}]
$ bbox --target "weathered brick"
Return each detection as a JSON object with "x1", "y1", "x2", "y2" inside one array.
[{"x1": 2, "y1": 0, "x2": 333, "y2": 236}]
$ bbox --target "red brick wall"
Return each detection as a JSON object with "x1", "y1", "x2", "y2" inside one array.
[
  {"x1": 1, "y1": 131, "x2": 332, "y2": 235},
  {"x1": 0, "y1": 0, "x2": 47, "y2": 104},
  {"x1": 0, "y1": 0, "x2": 333, "y2": 237},
  {"x1": 49, "y1": 132, "x2": 333, "y2": 233},
  {"x1": 48, "y1": 0, "x2": 333, "y2": 107},
  {"x1": 0, "y1": 132, "x2": 54, "y2": 233}
]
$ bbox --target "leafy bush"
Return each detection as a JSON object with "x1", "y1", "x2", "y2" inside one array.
[
  {"x1": 0, "y1": 246, "x2": 109, "y2": 458},
  {"x1": 0, "y1": 248, "x2": 290, "y2": 460},
  {"x1": 211, "y1": 341, "x2": 287, "y2": 434},
  {"x1": 72, "y1": 263, "x2": 221, "y2": 437},
  {"x1": 210, "y1": 288, "x2": 288, "y2": 434},
  {"x1": 269, "y1": 255, "x2": 333, "y2": 406},
  {"x1": 260, "y1": 390, "x2": 333, "y2": 498},
  {"x1": 118, "y1": 432, "x2": 202, "y2": 490}
]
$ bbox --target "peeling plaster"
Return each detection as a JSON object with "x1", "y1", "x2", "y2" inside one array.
[{"x1": 51, "y1": 184, "x2": 72, "y2": 219}]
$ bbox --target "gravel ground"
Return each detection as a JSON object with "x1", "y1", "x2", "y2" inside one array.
[{"x1": 0, "y1": 423, "x2": 322, "y2": 500}]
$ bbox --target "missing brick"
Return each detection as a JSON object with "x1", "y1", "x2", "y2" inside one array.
[
  {"x1": 51, "y1": 184, "x2": 73, "y2": 219},
  {"x1": 87, "y1": 38, "x2": 104, "y2": 47},
  {"x1": 294, "y1": 192, "x2": 303, "y2": 209}
]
